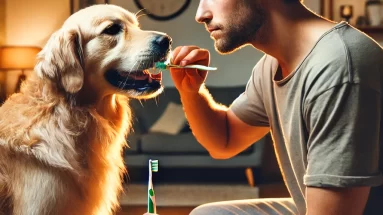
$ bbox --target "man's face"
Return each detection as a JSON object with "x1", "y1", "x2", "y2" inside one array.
[{"x1": 195, "y1": 0, "x2": 265, "y2": 54}]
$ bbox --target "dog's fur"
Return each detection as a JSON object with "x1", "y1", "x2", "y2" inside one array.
[{"x1": 0, "y1": 4, "x2": 170, "y2": 215}]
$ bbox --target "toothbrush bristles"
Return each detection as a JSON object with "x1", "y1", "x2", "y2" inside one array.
[
  {"x1": 150, "y1": 159, "x2": 159, "y2": 172},
  {"x1": 155, "y1": 62, "x2": 167, "y2": 70}
]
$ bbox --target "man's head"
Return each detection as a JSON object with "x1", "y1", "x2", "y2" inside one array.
[{"x1": 195, "y1": 0, "x2": 302, "y2": 54}]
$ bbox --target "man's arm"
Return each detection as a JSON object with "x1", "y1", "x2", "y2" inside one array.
[
  {"x1": 180, "y1": 85, "x2": 269, "y2": 159},
  {"x1": 306, "y1": 186, "x2": 370, "y2": 215}
]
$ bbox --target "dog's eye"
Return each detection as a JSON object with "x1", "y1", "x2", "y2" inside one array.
[{"x1": 102, "y1": 23, "x2": 122, "y2": 35}]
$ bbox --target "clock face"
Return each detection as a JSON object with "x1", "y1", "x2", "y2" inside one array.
[{"x1": 134, "y1": 0, "x2": 191, "y2": 21}]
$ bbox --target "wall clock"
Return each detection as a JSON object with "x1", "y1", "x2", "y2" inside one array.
[{"x1": 134, "y1": 0, "x2": 191, "y2": 21}]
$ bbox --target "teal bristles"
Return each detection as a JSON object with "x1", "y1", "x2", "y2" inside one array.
[
  {"x1": 148, "y1": 159, "x2": 159, "y2": 214},
  {"x1": 150, "y1": 159, "x2": 159, "y2": 172},
  {"x1": 155, "y1": 62, "x2": 168, "y2": 70},
  {"x1": 154, "y1": 61, "x2": 217, "y2": 71}
]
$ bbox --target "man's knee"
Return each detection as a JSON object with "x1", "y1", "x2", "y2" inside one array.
[
  {"x1": 189, "y1": 198, "x2": 298, "y2": 215},
  {"x1": 189, "y1": 203, "x2": 223, "y2": 215}
]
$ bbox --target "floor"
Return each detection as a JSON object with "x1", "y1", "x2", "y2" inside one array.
[{"x1": 116, "y1": 183, "x2": 290, "y2": 215}]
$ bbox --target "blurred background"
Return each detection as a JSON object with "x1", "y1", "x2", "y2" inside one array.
[{"x1": 0, "y1": 1, "x2": 382, "y2": 214}]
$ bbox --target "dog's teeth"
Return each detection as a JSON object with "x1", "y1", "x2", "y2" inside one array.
[
  {"x1": 147, "y1": 68, "x2": 155, "y2": 74},
  {"x1": 147, "y1": 67, "x2": 161, "y2": 75}
]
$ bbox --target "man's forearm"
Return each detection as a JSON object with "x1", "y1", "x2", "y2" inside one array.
[
  {"x1": 179, "y1": 84, "x2": 228, "y2": 156},
  {"x1": 306, "y1": 186, "x2": 370, "y2": 215}
]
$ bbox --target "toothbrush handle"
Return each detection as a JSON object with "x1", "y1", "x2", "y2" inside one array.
[
  {"x1": 168, "y1": 64, "x2": 217, "y2": 71},
  {"x1": 183, "y1": 65, "x2": 217, "y2": 71}
]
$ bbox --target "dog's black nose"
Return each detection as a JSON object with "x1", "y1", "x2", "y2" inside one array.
[{"x1": 154, "y1": 35, "x2": 172, "y2": 51}]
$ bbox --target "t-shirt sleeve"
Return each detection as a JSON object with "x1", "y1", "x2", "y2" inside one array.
[
  {"x1": 303, "y1": 82, "x2": 383, "y2": 188},
  {"x1": 230, "y1": 58, "x2": 270, "y2": 127}
]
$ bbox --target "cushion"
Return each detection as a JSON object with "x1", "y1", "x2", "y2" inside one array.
[
  {"x1": 140, "y1": 133, "x2": 208, "y2": 154},
  {"x1": 149, "y1": 102, "x2": 186, "y2": 135}
]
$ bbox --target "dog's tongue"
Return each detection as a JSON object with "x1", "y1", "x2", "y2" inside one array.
[
  {"x1": 128, "y1": 72, "x2": 148, "y2": 80},
  {"x1": 127, "y1": 70, "x2": 162, "y2": 82},
  {"x1": 150, "y1": 72, "x2": 162, "y2": 81}
]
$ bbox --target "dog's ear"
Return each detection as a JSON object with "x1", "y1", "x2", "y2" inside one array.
[{"x1": 35, "y1": 27, "x2": 84, "y2": 94}]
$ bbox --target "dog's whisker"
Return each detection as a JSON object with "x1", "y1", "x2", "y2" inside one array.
[
  {"x1": 118, "y1": 61, "x2": 139, "y2": 90},
  {"x1": 127, "y1": 61, "x2": 140, "y2": 88},
  {"x1": 136, "y1": 13, "x2": 148, "y2": 20},
  {"x1": 135, "y1": 8, "x2": 146, "y2": 17},
  {"x1": 138, "y1": 99, "x2": 144, "y2": 107},
  {"x1": 155, "y1": 97, "x2": 159, "y2": 106}
]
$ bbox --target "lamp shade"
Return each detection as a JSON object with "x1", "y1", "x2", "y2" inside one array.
[{"x1": 0, "y1": 46, "x2": 42, "y2": 70}]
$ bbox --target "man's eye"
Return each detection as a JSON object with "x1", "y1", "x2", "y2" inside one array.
[{"x1": 102, "y1": 24, "x2": 122, "y2": 35}]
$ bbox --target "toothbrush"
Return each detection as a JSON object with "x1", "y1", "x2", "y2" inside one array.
[
  {"x1": 147, "y1": 159, "x2": 159, "y2": 214},
  {"x1": 155, "y1": 61, "x2": 217, "y2": 71}
]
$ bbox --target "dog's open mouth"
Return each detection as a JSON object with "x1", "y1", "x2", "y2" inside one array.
[{"x1": 104, "y1": 66, "x2": 163, "y2": 93}]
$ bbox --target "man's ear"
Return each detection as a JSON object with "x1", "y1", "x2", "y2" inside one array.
[{"x1": 35, "y1": 27, "x2": 84, "y2": 94}]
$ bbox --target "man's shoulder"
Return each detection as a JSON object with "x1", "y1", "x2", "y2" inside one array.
[
  {"x1": 302, "y1": 23, "x2": 382, "y2": 96},
  {"x1": 308, "y1": 22, "x2": 382, "y2": 67}
]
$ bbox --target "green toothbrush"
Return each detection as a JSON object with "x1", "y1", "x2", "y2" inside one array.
[
  {"x1": 147, "y1": 159, "x2": 159, "y2": 214},
  {"x1": 155, "y1": 61, "x2": 217, "y2": 71}
]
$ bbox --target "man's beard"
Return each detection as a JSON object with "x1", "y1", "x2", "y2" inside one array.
[
  {"x1": 213, "y1": 4, "x2": 265, "y2": 54},
  {"x1": 214, "y1": 24, "x2": 258, "y2": 54}
]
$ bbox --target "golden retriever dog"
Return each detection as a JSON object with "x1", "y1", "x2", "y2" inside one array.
[{"x1": 0, "y1": 4, "x2": 171, "y2": 215}]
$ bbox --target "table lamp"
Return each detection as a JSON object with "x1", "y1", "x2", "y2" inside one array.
[{"x1": 0, "y1": 46, "x2": 42, "y2": 95}]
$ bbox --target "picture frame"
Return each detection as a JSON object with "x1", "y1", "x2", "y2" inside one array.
[{"x1": 70, "y1": 0, "x2": 109, "y2": 14}]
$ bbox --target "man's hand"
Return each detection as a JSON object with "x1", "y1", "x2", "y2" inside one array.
[
  {"x1": 306, "y1": 186, "x2": 370, "y2": 215},
  {"x1": 170, "y1": 46, "x2": 210, "y2": 94}
]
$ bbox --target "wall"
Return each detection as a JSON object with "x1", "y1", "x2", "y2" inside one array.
[{"x1": 5, "y1": 0, "x2": 69, "y2": 47}]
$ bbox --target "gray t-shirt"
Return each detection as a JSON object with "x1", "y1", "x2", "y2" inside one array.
[{"x1": 231, "y1": 21, "x2": 383, "y2": 215}]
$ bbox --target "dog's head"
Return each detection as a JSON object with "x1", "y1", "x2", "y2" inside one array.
[{"x1": 35, "y1": 4, "x2": 171, "y2": 100}]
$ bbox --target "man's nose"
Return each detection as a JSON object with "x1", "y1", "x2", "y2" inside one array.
[{"x1": 195, "y1": 0, "x2": 212, "y2": 23}]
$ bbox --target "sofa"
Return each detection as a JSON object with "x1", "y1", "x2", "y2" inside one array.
[{"x1": 123, "y1": 85, "x2": 267, "y2": 172}]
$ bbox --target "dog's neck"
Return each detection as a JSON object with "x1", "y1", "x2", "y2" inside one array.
[
  {"x1": 75, "y1": 87, "x2": 129, "y2": 122},
  {"x1": 95, "y1": 94, "x2": 127, "y2": 124},
  {"x1": 18, "y1": 74, "x2": 130, "y2": 124}
]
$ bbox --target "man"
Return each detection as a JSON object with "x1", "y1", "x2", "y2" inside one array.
[{"x1": 168, "y1": 0, "x2": 383, "y2": 214}]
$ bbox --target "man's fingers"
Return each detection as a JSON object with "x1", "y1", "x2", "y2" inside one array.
[
  {"x1": 180, "y1": 49, "x2": 210, "y2": 66},
  {"x1": 169, "y1": 68, "x2": 187, "y2": 80},
  {"x1": 172, "y1": 46, "x2": 200, "y2": 65},
  {"x1": 170, "y1": 46, "x2": 184, "y2": 63},
  {"x1": 198, "y1": 70, "x2": 208, "y2": 78},
  {"x1": 185, "y1": 69, "x2": 207, "y2": 80},
  {"x1": 185, "y1": 70, "x2": 205, "y2": 85}
]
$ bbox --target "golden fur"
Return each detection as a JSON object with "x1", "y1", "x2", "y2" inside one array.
[{"x1": 0, "y1": 4, "x2": 169, "y2": 215}]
